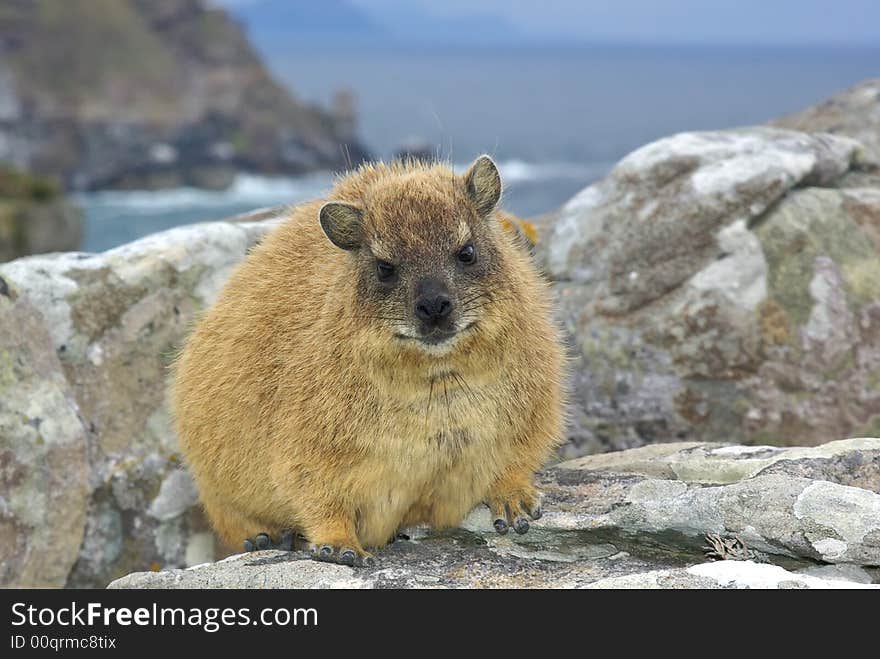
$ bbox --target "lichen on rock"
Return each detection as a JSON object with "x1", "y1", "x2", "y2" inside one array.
[
  {"x1": 0, "y1": 215, "x2": 280, "y2": 587},
  {"x1": 535, "y1": 127, "x2": 880, "y2": 454}
]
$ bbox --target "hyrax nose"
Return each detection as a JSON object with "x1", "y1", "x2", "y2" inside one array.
[{"x1": 415, "y1": 294, "x2": 453, "y2": 324}]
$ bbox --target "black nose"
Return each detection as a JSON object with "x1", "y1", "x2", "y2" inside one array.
[{"x1": 415, "y1": 295, "x2": 453, "y2": 323}]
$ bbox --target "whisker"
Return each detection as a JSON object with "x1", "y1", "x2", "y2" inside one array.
[
  {"x1": 451, "y1": 372, "x2": 479, "y2": 407},
  {"x1": 442, "y1": 377, "x2": 451, "y2": 437},
  {"x1": 354, "y1": 315, "x2": 410, "y2": 323},
  {"x1": 458, "y1": 291, "x2": 487, "y2": 308},
  {"x1": 424, "y1": 377, "x2": 434, "y2": 437}
]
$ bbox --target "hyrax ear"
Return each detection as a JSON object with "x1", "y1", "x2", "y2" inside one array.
[
  {"x1": 319, "y1": 202, "x2": 363, "y2": 251},
  {"x1": 463, "y1": 155, "x2": 501, "y2": 216}
]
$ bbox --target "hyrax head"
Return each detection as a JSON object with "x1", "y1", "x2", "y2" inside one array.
[{"x1": 319, "y1": 155, "x2": 507, "y2": 358}]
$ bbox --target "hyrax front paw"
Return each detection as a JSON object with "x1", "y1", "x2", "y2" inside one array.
[
  {"x1": 486, "y1": 488, "x2": 543, "y2": 536},
  {"x1": 243, "y1": 530, "x2": 297, "y2": 552},
  {"x1": 307, "y1": 542, "x2": 375, "y2": 568}
]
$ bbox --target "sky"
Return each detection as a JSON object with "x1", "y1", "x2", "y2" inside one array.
[{"x1": 215, "y1": 0, "x2": 880, "y2": 46}]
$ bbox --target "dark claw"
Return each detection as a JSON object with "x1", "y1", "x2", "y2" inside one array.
[
  {"x1": 493, "y1": 518, "x2": 509, "y2": 535},
  {"x1": 243, "y1": 538, "x2": 256, "y2": 552},
  {"x1": 319, "y1": 545, "x2": 334, "y2": 560},
  {"x1": 255, "y1": 533, "x2": 271, "y2": 550},
  {"x1": 339, "y1": 549, "x2": 356, "y2": 566},
  {"x1": 529, "y1": 506, "x2": 543, "y2": 521},
  {"x1": 514, "y1": 517, "x2": 530, "y2": 534}
]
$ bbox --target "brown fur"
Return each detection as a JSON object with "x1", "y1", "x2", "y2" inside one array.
[{"x1": 171, "y1": 157, "x2": 566, "y2": 561}]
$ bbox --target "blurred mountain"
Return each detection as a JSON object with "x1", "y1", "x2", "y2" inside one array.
[
  {"x1": 229, "y1": 0, "x2": 386, "y2": 43},
  {"x1": 224, "y1": 0, "x2": 521, "y2": 47},
  {"x1": 0, "y1": 0, "x2": 368, "y2": 190}
]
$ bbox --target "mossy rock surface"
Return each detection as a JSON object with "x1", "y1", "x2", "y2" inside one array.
[
  {"x1": 0, "y1": 216, "x2": 277, "y2": 587},
  {"x1": 537, "y1": 127, "x2": 880, "y2": 455},
  {"x1": 108, "y1": 438, "x2": 880, "y2": 589}
]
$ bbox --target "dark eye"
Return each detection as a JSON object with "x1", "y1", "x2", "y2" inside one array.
[
  {"x1": 457, "y1": 244, "x2": 476, "y2": 265},
  {"x1": 376, "y1": 260, "x2": 396, "y2": 282}
]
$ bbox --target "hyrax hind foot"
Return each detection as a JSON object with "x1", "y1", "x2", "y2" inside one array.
[
  {"x1": 486, "y1": 485, "x2": 543, "y2": 536},
  {"x1": 306, "y1": 543, "x2": 375, "y2": 568},
  {"x1": 243, "y1": 530, "x2": 298, "y2": 552},
  {"x1": 242, "y1": 530, "x2": 375, "y2": 567},
  {"x1": 299, "y1": 514, "x2": 375, "y2": 567}
]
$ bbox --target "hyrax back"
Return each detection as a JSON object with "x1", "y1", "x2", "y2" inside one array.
[{"x1": 172, "y1": 156, "x2": 565, "y2": 565}]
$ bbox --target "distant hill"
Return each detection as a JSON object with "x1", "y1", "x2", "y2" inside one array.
[
  {"x1": 226, "y1": 0, "x2": 521, "y2": 47},
  {"x1": 0, "y1": 0, "x2": 368, "y2": 190},
  {"x1": 232, "y1": 0, "x2": 386, "y2": 43}
]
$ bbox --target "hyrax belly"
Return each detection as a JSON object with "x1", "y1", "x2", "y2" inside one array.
[{"x1": 355, "y1": 425, "x2": 496, "y2": 547}]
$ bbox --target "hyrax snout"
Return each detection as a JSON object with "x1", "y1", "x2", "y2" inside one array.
[{"x1": 172, "y1": 155, "x2": 566, "y2": 566}]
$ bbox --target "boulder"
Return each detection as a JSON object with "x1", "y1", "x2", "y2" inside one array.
[
  {"x1": 0, "y1": 215, "x2": 279, "y2": 587},
  {"x1": 535, "y1": 128, "x2": 880, "y2": 455},
  {"x1": 772, "y1": 79, "x2": 880, "y2": 165},
  {"x1": 108, "y1": 438, "x2": 880, "y2": 589}
]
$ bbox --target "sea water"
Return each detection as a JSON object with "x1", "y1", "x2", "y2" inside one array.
[{"x1": 76, "y1": 43, "x2": 880, "y2": 253}]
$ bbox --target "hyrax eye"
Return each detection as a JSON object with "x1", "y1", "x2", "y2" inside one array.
[
  {"x1": 376, "y1": 260, "x2": 396, "y2": 282},
  {"x1": 457, "y1": 244, "x2": 476, "y2": 265}
]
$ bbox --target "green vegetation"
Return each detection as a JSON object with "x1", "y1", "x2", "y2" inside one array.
[{"x1": 0, "y1": 165, "x2": 60, "y2": 202}]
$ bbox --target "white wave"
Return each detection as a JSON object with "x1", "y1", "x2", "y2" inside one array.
[
  {"x1": 74, "y1": 160, "x2": 610, "y2": 216},
  {"x1": 456, "y1": 159, "x2": 612, "y2": 184},
  {"x1": 74, "y1": 172, "x2": 335, "y2": 214}
]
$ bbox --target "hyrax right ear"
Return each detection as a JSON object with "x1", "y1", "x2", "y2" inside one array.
[
  {"x1": 319, "y1": 202, "x2": 363, "y2": 251},
  {"x1": 463, "y1": 155, "x2": 501, "y2": 216}
]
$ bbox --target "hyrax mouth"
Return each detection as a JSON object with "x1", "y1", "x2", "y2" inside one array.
[
  {"x1": 393, "y1": 329, "x2": 457, "y2": 345},
  {"x1": 394, "y1": 321, "x2": 476, "y2": 349},
  {"x1": 419, "y1": 329, "x2": 457, "y2": 345}
]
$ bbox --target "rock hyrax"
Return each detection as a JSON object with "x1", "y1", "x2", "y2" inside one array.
[{"x1": 172, "y1": 156, "x2": 565, "y2": 566}]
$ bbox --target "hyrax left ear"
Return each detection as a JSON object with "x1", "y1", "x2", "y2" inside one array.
[
  {"x1": 319, "y1": 202, "x2": 363, "y2": 251},
  {"x1": 463, "y1": 155, "x2": 501, "y2": 216}
]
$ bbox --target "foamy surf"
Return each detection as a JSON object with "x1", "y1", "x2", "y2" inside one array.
[
  {"x1": 76, "y1": 160, "x2": 609, "y2": 252},
  {"x1": 75, "y1": 160, "x2": 609, "y2": 215},
  {"x1": 74, "y1": 172, "x2": 335, "y2": 214}
]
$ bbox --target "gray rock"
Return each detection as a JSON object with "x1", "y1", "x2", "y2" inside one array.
[
  {"x1": 0, "y1": 215, "x2": 280, "y2": 587},
  {"x1": 584, "y1": 561, "x2": 879, "y2": 589},
  {"x1": 537, "y1": 438, "x2": 880, "y2": 567},
  {"x1": 110, "y1": 551, "x2": 877, "y2": 590},
  {"x1": 534, "y1": 128, "x2": 880, "y2": 455},
  {"x1": 797, "y1": 563, "x2": 875, "y2": 584},
  {"x1": 108, "y1": 439, "x2": 880, "y2": 589},
  {"x1": 772, "y1": 78, "x2": 880, "y2": 165},
  {"x1": 147, "y1": 470, "x2": 199, "y2": 522},
  {"x1": 0, "y1": 284, "x2": 89, "y2": 587}
]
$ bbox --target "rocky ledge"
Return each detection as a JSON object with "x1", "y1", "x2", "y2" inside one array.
[{"x1": 109, "y1": 438, "x2": 880, "y2": 588}]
